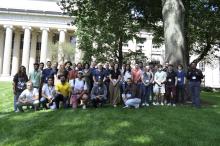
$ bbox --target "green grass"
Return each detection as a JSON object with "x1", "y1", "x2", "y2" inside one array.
[{"x1": 0, "y1": 81, "x2": 220, "y2": 146}]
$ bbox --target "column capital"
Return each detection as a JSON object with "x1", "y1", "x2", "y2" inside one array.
[
  {"x1": 3, "y1": 25, "x2": 13, "y2": 29},
  {"x1": 22, "y1": 26, "x2": 32, "y2": 30},
  {"x1": 58, "y1": 28, "x2": 67, "y2": 32},
  {"x1": 40, "y1": 27, "x2": 50, "y2": 31}
]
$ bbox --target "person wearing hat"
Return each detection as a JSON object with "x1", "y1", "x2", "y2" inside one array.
[
  {"x1": 90, "y1": 78, "x2": 107, "y2": 108},
  {"x1": 70, "y1": 71, "x2": 88, "y2": 109},
  {"x1": 29, "y1": 63, "x2": 42, "y2": 89}
]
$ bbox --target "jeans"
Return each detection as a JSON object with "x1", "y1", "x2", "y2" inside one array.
[
  {"x1": 189, "y1": 81, "x2": 201, "y2": 107},
  {"x1": 142, "y1": 85, "x2": 151, "y2": 104},
  {"x1": 54, "y1": 94, "x2": 68, "y2": 109},
  {"x1": 14, "y1": 92, "x2": 22, "y2": 111},
  {"x1": 125, "y1": 98, "x2": 141, "y2": 107},
  {"x1": 176, "y1": 85, "x2": 185, "y2": 103}
]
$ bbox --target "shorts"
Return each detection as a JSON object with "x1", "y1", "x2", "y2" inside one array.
[{"x1": 153, "y1": 84, "x2": 165, "y2": 94}]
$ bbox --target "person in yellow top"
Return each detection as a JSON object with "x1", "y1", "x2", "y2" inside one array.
[{"x1": 54, "y1": 74, "x2": 71, "y2": 109}]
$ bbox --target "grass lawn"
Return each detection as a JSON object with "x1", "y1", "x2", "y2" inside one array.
[{"x1": 0, "y1": 81, "x2": 220, "y2": 146}]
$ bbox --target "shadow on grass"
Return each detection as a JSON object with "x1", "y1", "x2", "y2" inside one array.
[{"x1": 1, "y1": 105, "x2": 220, "y2": 146}]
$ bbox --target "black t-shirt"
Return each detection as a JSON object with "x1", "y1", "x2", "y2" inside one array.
[
  {"x1": 166, "y1": 71, "x2": 177, "y2": 86},
  {"x1": 110, "y1": 69, "x2": 121, "y2": 79},
  {"x1": 187, "y1": 69, "x2": 203, "y2": 82},
  {"x1": 13, "y1": 74, "x2": 28, "y2": 92}
]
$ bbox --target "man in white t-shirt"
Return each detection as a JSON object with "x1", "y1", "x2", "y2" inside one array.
[
  {"x1": 40, "y1": 77, "x2": 56, "y2": 109},
  {"x1": 153, "y1": 64, "x2": 167, "y2": 106},
  {"x1": 69, "y1": 71, "x2": 88, "y2": 109},
  {"x1": 16, "y1": 81, "x2": 39, "y2": 112}
]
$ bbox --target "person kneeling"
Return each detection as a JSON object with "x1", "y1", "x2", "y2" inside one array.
[
  {"x1": 16, "y1": 81, "x2": 39, "y2": 112},
  {"x1": 91, "y1": 78, "x2": 107, "y2": 108},
  {"x1": 122, "y1": 78, "x2": 141, "y2": 109},
  {"x1": 40, "y1": 77, "x2": 56, "y2": 109},
  {"x1": 70, "y1": 71, "x2": 88, "y2": 109}
]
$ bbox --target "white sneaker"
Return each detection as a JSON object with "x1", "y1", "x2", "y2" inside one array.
[
  {"x1": 167, "y1": 103, "x2": 171, "y2": 106},
  {"x1": 142, "y1": 103, "x2": 146, "y2": 106},
  {"x1": 123, "y1": 105, "x2": 129, "y2": 108},
  {"x1": 156, "y1": 102, "x2": 159, "y2": 106},
  {"x1": 172, "y1": 104, "x2": 176, "y2": 107},
  {"x1": 153, "y1": 102, "x2": 156, "y2": 106},
  {"x1": 134, "y1": 104, "x2": 140, "y2": 109},
  {"x1": 113, "y1": 105, "x2": 117, "y2": 108},
  {"x1": 161, "y1": 103, "x2": 164, "y2": 106},
  {"x1": 82, "y1": 105, "x2": 86, "y2": 109},
  {"x1": 146, "y1": 103, "x2": 149, "y2": 107}
]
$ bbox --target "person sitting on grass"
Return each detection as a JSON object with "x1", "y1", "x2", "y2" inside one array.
[
  {"x1": 122, "y1": 78, "x2": 141, "y2": 109},
  {"x1": 40, "y1": 76, "x2": 56, "y2": 109},
  {"x1": 54, "y1": 74, "x2": 71, "y2": 109},
  {"x1": 16, "y1": 81, "x2": 39, "y2": 112},
  {"x1": 90, "y1": 78, "x2": 107, "y2": 108},
  {"x1": 70, "y1": 71, "x2": 88, "y2": 109}
]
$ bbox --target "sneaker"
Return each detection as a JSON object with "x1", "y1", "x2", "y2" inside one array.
[
  {"x1": 146, "y1": 103, "x2": 149, "y2": 107},
  {"x1": 142, "y1": 103, "x2": 146, "y2": 106},
  {"x1": 82, "y1": 105, "x2": 86, "y2": 109},
  {"x1": 161, "y1": 103, "x2": 164, "y2": 106},
  {"x1": 167, "y1": 103, "x2": 171, "y2": 106},
  {"x1": 123, "y1": 105, "x2": 129, "y2": 108},
  {"x1": 156, "y1": 102, "x2": 159, "y2": 106},
  {"x1": 153, "y1": 102, "x2": 156, "y2": 106},
  {"x1": 134, "y1": 104, "x2": 140, "y2": 109},
  {"x1": 113, "y1": 105, "x2": 117, "y2": 108},
  {"x1": 15, "y1": 110, "x2": 20, "y2": 113},
  {"x1": 172, "y1": 104, "x2": 176, "y2": 107}
]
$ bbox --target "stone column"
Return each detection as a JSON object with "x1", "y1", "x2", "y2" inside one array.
[
  {"x1": 46, "y1": 33, "x2": 53, "y2": 62},
  {"x1": 28, "y1": 32, "x2": 38, "y2": 73},
  {"x1": 21, "y1": 26, "x2": 31, "y2": 73},
  {"x1": 40, "y1": 27, "x2": 49, "y2": 64},
  {"x1": 0, "y1": 29, "x2": 5, "y2": 74},
  {"x1": 11, "y1": 30, "x2": 21, "y2": 76},
  {"x1": 2, "y1": 25, "x2": 13, "y2": 76},
  {"x1": 58, "y1": 28, "x2": 66, "y2": 64}
]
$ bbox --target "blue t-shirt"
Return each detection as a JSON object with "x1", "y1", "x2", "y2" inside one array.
[
  {"x1": 176, "y1": 70, "x2": 185, "y2": 86},
  {"x1": 42, "y1": 68, "x2": 55, "y2": 83},
  {"x1": 93, "y1": 69, "x2": 106, "y2": 81}
]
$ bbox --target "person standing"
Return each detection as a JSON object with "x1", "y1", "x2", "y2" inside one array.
[
  {"x1": 42, "y1": 61, "x2": 54, "y2": 84},
  {"x1": 165, "y1": 64, "x2": 177, "y2": 106},
  {"x1": 141, "y1": 66, "x2": 154, "y2": 106},
  {"x1": 131, "y1": 64, "x2": 142, "y2": 98},
  {"x1": 176, "y1": 64, "x2": 186, "y2": 104},
  {"x1": 109, "y1": 63, "x2": 121, "y2": 107},
  {"x1": 153, "y1": 65, "x2": 167, "y2": 106},
  {"x1": 13, "y1": 66, "x2": 29, "y2": 112},
  {"x1": 29, "y1": 63, "x2": 42, "y2": 89},
  {"x1": 186, "y1": 62, "x2": 204, "y2": 108}
]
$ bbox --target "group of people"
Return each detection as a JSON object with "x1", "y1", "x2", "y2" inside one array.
[{"x1": 12, "y1": 60, "x2": 204, "y2": 112}]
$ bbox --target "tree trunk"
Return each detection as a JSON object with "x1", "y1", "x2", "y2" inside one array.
[
  {"x1": 162, "y1": 0, "x2": 186, "y2": 68},
  {"x1": 118, "y1": 37, "x2": 123, "y2": 68}
]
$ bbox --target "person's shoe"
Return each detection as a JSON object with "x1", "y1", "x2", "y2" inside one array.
[
  {"x1": 172, "y1": 104, "x2": 176, "y2": 107},
  {"x1": 146, "y1": 103, "x2": 149, "y2": 107},
  {"x1": 15, "y1": 110, "x2": 20, "y2": 113},
  {"x1": 156, "y1": 102, "x2": 159, "y2": 106},
  {"x1": 123, "y1": 105, "x2": 129, "y2": 108},
  {"x1": 82, "y1": 105, "x2": 86, "y2": 109},
  {"x1": 134, "y1": 104, "x2": 140, "y2": 109},
  {"x1": 113, "y1": 105, "x2": 117, "y2": 108},
  {"x1": 161, "y1": 103, "x2": 164, "y2": 106},
  {"x1": 153, "y1": 102, "x2": 156, "y2": 106},
  {"x1": 142, "y1": 103, "x2": 146, "y2": 106},
  {"x1": 167, "y1": 103, "x2": 171, "y2": 106}
]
